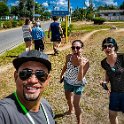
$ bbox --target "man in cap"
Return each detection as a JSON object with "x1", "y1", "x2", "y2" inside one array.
[
  {"x1": 0, "y1": 50, "x2": 55, "y2": 124},
  {"x1": 31, "y1": 22, "x2": 45, "y2": 51}
]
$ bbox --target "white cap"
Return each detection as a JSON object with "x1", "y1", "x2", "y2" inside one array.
[{"x1": 36, "y1": 22, "x2": 40, "y2": 26}]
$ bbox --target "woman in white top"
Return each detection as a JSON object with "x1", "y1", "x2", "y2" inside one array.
[
  {"x1": 22, "y1": 18, "x2": 32, "y2": 51},
  {"x1": 60, "y1": 40, "x2": 89, "y2": 124}
]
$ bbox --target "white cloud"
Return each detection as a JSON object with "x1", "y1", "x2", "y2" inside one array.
[
  {"x1": 10, "y1": 1, "x2": 19, "y2": 6},
  {"x1": 94, "y1": 0, "x2": 118, "y2": 6},
  {"x1": 84, "y1": 0, "x2": 90, "y2": 7},
  {"x1": 42, "y1": 2, "x2": 48, "y2": 7},
  {"x1": 42, "y1": 0, "x2": 68, "y2": 10}
]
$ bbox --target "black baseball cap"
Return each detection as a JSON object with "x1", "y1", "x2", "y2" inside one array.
[
  {"x1": 13, "y1": 50, "x2": 51, "y2": 72},
  {"x1": 102, "y1": 37, "x2": 118, "y2": 51}
]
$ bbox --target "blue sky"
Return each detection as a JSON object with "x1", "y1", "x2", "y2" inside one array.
[{"x1": 8, "y1": 0, "x2": 124, "y2": 11}]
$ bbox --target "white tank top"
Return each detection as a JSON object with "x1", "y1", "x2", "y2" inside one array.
[
  {"x1": 22, "y1": 25, "x2": 32, "y2": 38},
  {"x1": 64, "y1": 55, "x2": 87, "y2": 86}
]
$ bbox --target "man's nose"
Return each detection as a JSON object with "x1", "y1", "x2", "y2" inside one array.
[{"x1": 28, "y1": 74, "x2": 38, "y2": 82}]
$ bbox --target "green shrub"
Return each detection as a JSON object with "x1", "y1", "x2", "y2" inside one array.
[
  {"x1": 0, "y1": 21, "x2": 3, "y2": 28},
  {"x1": 3, "y1": 21, "x2": 12, "y2": 28},
  {"x1": 18, "y1": 20, "x2": 24, "y2": 26},
  {"x1": 61, "y1": 21, "x2": 72, "y2": 36},
  {"x1": 93, "y1": 17, "x2": 106, "y2": 25},
  {"x1": 11, "y1": 20, "x2": 18, "y2": 27}
]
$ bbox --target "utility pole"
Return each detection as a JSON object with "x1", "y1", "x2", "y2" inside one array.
[
  {"x1": 65, "y1": 0, "x2": 70, "y2": 42},
  {"x1": 68, "y1": 0, "x2": 70, "y2": 12},
  {"x1": 68, "y1": 0, "x2": 71, "y2": 25},
  {"x1": 33, "y1": 0, "x2": 35, "y2": 20}
]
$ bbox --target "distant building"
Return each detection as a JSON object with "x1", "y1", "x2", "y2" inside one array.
[
  {"x1": 97, "y1": 10, "x2": 124, "y2": 21},
  {"x1": 0, "y1": 15, "x2": 18, "y2": 21}
]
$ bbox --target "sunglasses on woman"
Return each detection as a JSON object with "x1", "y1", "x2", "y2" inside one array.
[
  {"x1": 19, "y1": 68, "x2": 48, "y2": 82},
  {"x1": 102, "y1": 44, "x2": 114, "y2": 49},
  {"x1": 71, "y1": 46, "x2": 81, "y2": 50}
]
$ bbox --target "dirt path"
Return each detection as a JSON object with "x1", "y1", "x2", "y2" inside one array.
[{"x1": 0, "y1": 28, "x2": 124, "y2": 74}]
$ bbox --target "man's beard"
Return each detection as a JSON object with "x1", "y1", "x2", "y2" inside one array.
[
  {"x1": 23, "y1": 84, "x2": 40, "y2": 101},
  {"x1": 23, "y1": 92, "x2": 40, "y2": 101}
]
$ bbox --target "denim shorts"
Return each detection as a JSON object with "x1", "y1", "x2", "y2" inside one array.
[
  {"x1": 64, "y1": 80, "x2": 85, "y2": 95},
  {"x1": 109, "y1": 92, "x2": 124, "y2": 113}
]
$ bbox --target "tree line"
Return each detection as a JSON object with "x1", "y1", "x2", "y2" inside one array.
[{"x1": 0, "y1": 0, "x2": 124, "y2": 21}]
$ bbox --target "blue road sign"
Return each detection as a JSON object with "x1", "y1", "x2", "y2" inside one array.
[{"x1": 51, "y1": 11, "x2": 69, "y2": 16}]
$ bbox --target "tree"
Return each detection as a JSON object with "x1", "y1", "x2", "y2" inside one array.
[
  {"x1": 18, "y1": 0, "x2": 34, "y2": 18},
  {"x1": 25, "y1": 0, "x2": 34, "y2": 18},
  {"x1": 71, "y1": 8, "x2": 84, "y2": 21},
  {"x1": 18, "y1": 0, "x2": 25, "y2": 17},
  {"x1": 0, "y1": 0, "x2": 7, "y2": 3},
  {"x1": 0, "y1": 2, "x2": 9, "y2": 17},
  {"x1": 97, "y1": 4, "x2": 118, "y2": 10},
  {"x1": 120, "y1": 2, "x2": 124, "y2": 9},
  {"x1": 10, "y1": 6, "x2": 19, "y2": 16},
  {"x1": 10, "y1": 0, "x2": 49, "y2": 19}
]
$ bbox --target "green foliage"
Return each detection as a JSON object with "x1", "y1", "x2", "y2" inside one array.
[
  {"x1": 61, "y1": 21, "x2": 72, "y2": 36},
  {"x1": 0, "y1": 43, "x2": 25, "y2": 65},
  {"x1": 93, "y1": 17, "x2": 106, "y2": 25},
  {"x1": 97, "y1": 4, "x2": 118, "y2": 10},
  {"x1": 11, "y1": 20, "x2": 18, "y2": 27},
  {"x1": 0, "y1": 21, "x2": 3, "y2": 28},
  {"x1": 71, "y1": 8, "x2": 84, "y2": 21},
  {"x1": 0, "y1": 2, "x2": 9, "y2": 17},
  {"x1": 10, "y1": 6, "x2": 19, "y2": 16},
  {"x1": 86, "y1": 12, "x2": 94, "y2": 20},
  {"x1": 120, "y1": 1, "x2": 124, "y2": 9},
  {"x1": 18, "y1": 20, "x2": 24, "y2": 26},
  {"x1": 3, "y1": 21, "x2": 12, "y2": 28}
]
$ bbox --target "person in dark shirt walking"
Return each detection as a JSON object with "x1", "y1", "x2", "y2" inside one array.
[
  {"x1": 48, "y1": 16, "x2": 63, "y2": 55},
  {"x1": 100, "y1": 37, "x2": 124, "y2": 124}
]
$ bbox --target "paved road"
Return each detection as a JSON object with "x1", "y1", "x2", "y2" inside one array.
[{"x1": 0, "y1": 21, "x2": 51, "y2": 54}]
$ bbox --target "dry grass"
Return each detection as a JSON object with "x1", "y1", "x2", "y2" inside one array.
[{"x1": 0, "y1": 29, "x2": 124, "y2": 124}]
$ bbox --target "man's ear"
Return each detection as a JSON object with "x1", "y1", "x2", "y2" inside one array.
[
  {"x1": 45, "y1": 75, "x2": 51, "y2": 86},
  {"x1": 14, "y1": 71, "x2": 18, "y2": 82}
]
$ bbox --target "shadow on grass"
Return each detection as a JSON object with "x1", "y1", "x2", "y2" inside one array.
[
  {"x1": 47, "y1": 53, "x2": 55, "y2": 56},
  {"x1": 6, "y1": 55, "x2": 18, "y2": 58},
  {"x1": 55, "y1": 111, "x2": 73, "y2": 119},
  {"x1": 54, "y1": 113, "x2": 65, "y2": 119}
]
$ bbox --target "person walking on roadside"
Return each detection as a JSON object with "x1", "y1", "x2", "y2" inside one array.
[
  {"x1": 0, "y1": 50, "x2": 55, "y2": 124},
  {"x1": 22, "y1": 18, "x2": 32, "y2": 51},
  {"x1": 60, "y1": 40, "x2": 89, "y2": 124},
  {"x1": 100, "y1": 37, "x2": 124, "y2": 124},
  {"x1": 48, "y1": 16, "x2": 63, "y2": 55},
  {"x1": 31, "y1": 22, "x2": 45, "y2": 51}
]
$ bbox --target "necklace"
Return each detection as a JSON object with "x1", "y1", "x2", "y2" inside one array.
[{"x1": 14, "y1": 92, "x2": 50, "y2": 124}]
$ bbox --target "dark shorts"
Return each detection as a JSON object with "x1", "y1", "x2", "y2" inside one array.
[
  {"x1": 24, "y1": 37, "x2": 32, "y2": 42},
  {"x1": 109, "y1": 92, "x2": 124, "y2": 113},
  {"x1": 51, "y1": 37, "x2": 61, "y2": 42},
  {"x1": 64, "y1": 80, "x2": 85, "y2": 95}
]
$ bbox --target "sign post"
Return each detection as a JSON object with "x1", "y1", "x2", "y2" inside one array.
[{"x1": 65, "y1": 16, "x2": 68, "y2": 43}]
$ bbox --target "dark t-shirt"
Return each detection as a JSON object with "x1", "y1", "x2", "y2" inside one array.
[
  {"x1": 0, "y1": 93, "x2": 55, "y2": 124},
  {"x1": 101, "y1": 53, "x2": 124, "y2": 92},
  {"x1": 50, "y1": 22, "x2": 61, "y2": 42}
]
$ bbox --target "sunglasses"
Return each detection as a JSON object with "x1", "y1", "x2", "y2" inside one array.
[
  {"x1": 19, "y1": 68, "x2": 48, "y2": 82},
  {"x1": 71, "y1": 46, "x2": 81, "y2": 50},
  {"x1": 102, "y1": 44, "x2": 114, "y2": 49}
]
